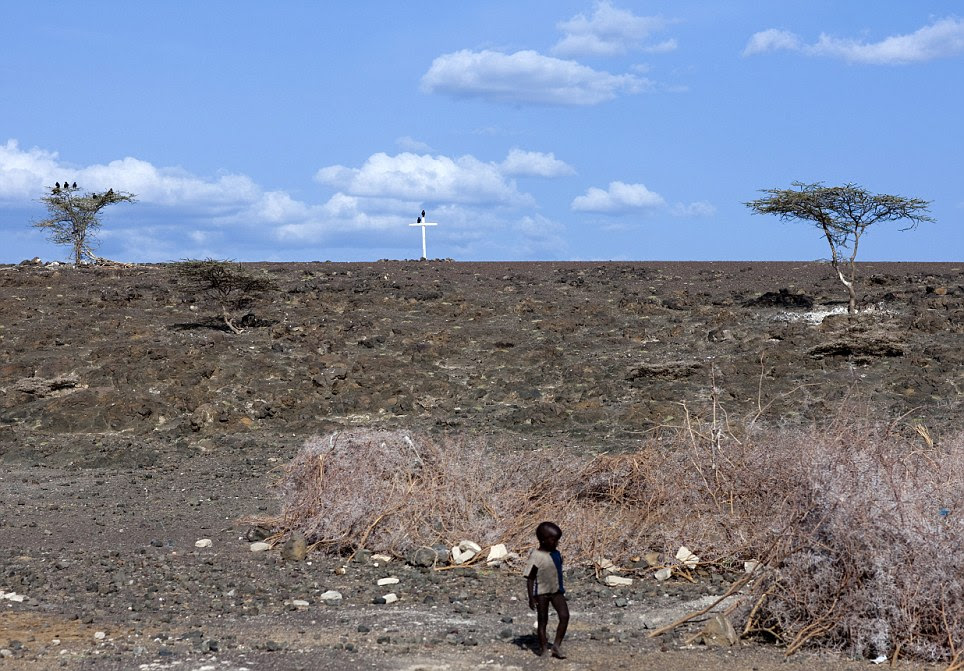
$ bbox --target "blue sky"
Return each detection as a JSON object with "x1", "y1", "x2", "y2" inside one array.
[{"x1": 1, "y1": 1, "x2": 961, "y2": 263}]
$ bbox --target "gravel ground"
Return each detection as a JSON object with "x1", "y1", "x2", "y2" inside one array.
[{"x1": 0, "y1": 447, "x2": 940, "y2": 671}]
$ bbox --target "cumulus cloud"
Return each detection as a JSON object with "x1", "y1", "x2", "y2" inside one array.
[
  {"x1": 571, "y1": 181, "x2": 665, "y2": 213},
  {"x1": 552, "y1": 1, "x2": 673, "y2": 57},
  {"x1": 0, "y1": 139, "x2": 576, "y2": 262},
  {"x1": 316, "y1": 152, "x2": 532, "y2": 205},
  {"x1": 500, "y1": 148, "x2": 575, "y2": 177},
  {"x1": 743, "y1": 17, "x2": 964, "y2": 64},
  {"x1": 420, "y1": 49, "x2": 648, "y2": 106},
  {"x1": 0, "y1": 138, "x2": 259, "y2": 210}
]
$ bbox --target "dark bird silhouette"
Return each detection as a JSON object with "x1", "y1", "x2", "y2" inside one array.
[
  {"x1": 107, "y1": 189, "x2": 113, "y2": 197},
  {"x1": 421, "y1": 209, "x2": 426, "y2": 218},
  {"x1": 417, "y1": 216, "x2": 421, "y2": 223},
  {"x1": 72, "y1": 182, "x2": 77, "y2": 189},
  {"x1": 64, "y1": 179, "x2": 70, "y2": 187},
  {"x1": 55, "y1": 182, "x2": 60, "y2": 189}
]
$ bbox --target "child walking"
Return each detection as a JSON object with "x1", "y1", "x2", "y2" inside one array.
[{"x1": 524, "y1": 521, "x2": 570, "y2": 658}]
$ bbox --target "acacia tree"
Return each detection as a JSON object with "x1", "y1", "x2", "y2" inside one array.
[
  {"x1": 33, "y1": 182, "x2": 136, "y2": 264},
  {"x1": 746, "y1": 182, "x2": 933, "y2": 313},
  {"x1": 173, "y1": 259, "x2": 276, "y2": 334}
]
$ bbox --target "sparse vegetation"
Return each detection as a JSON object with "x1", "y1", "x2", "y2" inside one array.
[
  {"x1": 745, "y1": 182, "x2": 933, "y2": 313},
  {"x1": 173, "y1": 259, "x2": 276, "y2": 333},
  {"x1": 265, "y1": 413, "x2": 962, "y2": 663},
  {"x1": 33, "y1": 182, "x2": 136, "y2": 264}
]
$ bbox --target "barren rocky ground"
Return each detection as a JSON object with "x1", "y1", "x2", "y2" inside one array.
[{"x1": 0, "y1": 260, "x2": 961, "y2": 670}]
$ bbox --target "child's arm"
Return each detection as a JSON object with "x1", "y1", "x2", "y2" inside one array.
[{"x1": 526, "y1": 567, "x2": 537, "y2": 610}]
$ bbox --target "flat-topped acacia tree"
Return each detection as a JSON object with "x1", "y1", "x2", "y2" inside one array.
[
  {"x1": 33, "y1": 183, "x2": 136, "y2": 264},
  {"x1": 745, "y1": 182, "x2": 933, "y2": 313}
]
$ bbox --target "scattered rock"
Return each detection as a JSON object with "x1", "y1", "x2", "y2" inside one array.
[
  {"x1": 409, "y1": 546, "x2": 441, "y2": 568},
  {"x1": 695, "y1": 613, "x2": 738, "y2": 647},
  {"x1": 377, "y1": 577, "x2": 399, "y2": 586},
  {"x1": 320, "y1": 590, "x2": 343, "y2": 602},
  {"x1": 604, "y1": 575, "x2": 633, "y2": 587},
  {"x1": 194, "y1": 538, "x2": 213, "y2": 548},
  {"x1": 675, "y1": 546, "x2": 699, "y2": 568},
  {"x1": 486, "y1": 543, "x2": 508, "y2": 563},
  {"x1": 245, "y1": 526, "x2": 271, "y2": 542},
  {"x1": 451, "y1": 545, "x2": 477, "y2": 565},
  {"x1": 654, "y1": 567, "x2": 673, "y2": 581},
  {"x1": 280, "y1": 531, "x2": 307, "y2": 561},
  {"x1": 250, "y1": 541, "x2": 271, "y2": 553}
]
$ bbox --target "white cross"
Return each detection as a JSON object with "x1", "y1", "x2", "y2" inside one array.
[{"x1": 409, "y1": 220, "x2": 437, "y2": 260}]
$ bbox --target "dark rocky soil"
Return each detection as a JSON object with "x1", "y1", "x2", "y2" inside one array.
[{"x1": 0, "y1": 260, "x2": 961, "y2": 670}]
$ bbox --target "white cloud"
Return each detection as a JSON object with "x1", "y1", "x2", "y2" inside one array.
[
  {"x1": 500, "y1": 148, "x2": 575, "y2": 177},
  {"x1": 742, "y1": 29, "x2": 802, "y2": 57},
  {"x1": 672, "y1": 201, "x2": 716, "y2": 217},
  {"x1": 316, "y1": 151, "x2": 537, "y2": 205},
  {"x1": 0, "y1": 139, "x2": 576, "y2": 262},
  {"x1": 420, "y1": 49, "x2": 648, "y2": 106},
  {"x1": 552, "y1": 2, "x2": 672, "y2": 57},
  {"x1": 743, "y1": 17, "x2": 964, "y2": 64},
  {"x1": 395, "y1": 136, "x2": 433, "y2": 152},
  {"x1": 643, "y1": 39, "x2": 678, "y2": 55},
  {"x1": 0, "y1": 139, "x2": 259, "y2": 209},
  {"x1": 571, "y1": 181, "x2": 665, "y2": 213}
]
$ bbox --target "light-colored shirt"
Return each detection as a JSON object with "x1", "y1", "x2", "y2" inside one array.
[{"x1": 524, "y1": 548, "x2": 564, "y2": 595}]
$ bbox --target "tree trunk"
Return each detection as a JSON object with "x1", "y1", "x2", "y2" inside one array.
[{"x1": 833, "y1": 263, "x2": 857, "y2": 314}]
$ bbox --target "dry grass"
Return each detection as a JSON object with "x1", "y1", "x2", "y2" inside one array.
[{"x1": 259, "y1": 410, "x2": 962, "y2": 662}]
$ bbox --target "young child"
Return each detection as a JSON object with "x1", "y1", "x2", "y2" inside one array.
[{"x1": 524, "y1": 521, "x2": 570, "y2": 658}]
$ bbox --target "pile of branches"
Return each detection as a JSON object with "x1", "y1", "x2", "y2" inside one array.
[
  {"x1": 262, "y1": 429, "x2": 669, "y2": 562},
  {"x1": 259, "y1": 415, "x2": 962, "y2": 663}
]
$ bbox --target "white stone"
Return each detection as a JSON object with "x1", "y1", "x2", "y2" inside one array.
[
  {"x1": 195, "y1": 539, "x2": 213, "y2": 548},
  {"x1": 377, "y1": 577, "x2": 399, "y2": 586},
  {"x1": 94, "y1": 631, "x2": 106, "y2": 640},
  {"x1": 2, "y1": 592, "x2": 25, "y2": 603},
  {"x1": 320, "y1": 590, "x2": 343, "y2": 602},
  {"x1": 371, "y1": 553, "x2": 392, "y2": 563},
  {"x1": 382, "y1": 592, "x2": 399, "y2": 604},
  {"x1": 654, "y1": 567, "x2": 673, "y2": 581},
  {"x1": 604, "y1": 575, "x2": 633, "y2": 587},
  {"x1": 250, "y1": 542, "x2": 271, "y2": 552},
  {"x1": 292, "y1": 599, "x2": 309, "y2": 608},
  {"x1": 744, "y1": 560, "x2": 761, "y2": 574},
  {"x1": 486, "y1": 544, "x2": 508, "y2": 562},
  {"x1": 595, "y1": 557, "x2": 615, "y2": 571},
  {"x1": 451, "y1": 546, "x2": 476, "y2": 565},
  {"x1": 458, "y1": 540, "x2": 482, "y2": 554},
  {"x1": 675, "y1": 546, "x2": 699, "y2": 568}
]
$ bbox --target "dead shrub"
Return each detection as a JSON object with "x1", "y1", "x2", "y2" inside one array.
[{"x1": 259, "y1": 412, "x2": 962, "y2": 662}]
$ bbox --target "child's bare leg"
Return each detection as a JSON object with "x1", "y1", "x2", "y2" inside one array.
[
  {"x1": 550, "y1": 594, "x2": 569, "y2": 658},
  {"x1": 535, "y1": 595, "x2": 550, "y2": 655}
]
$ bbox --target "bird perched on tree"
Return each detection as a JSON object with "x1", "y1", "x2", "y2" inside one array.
[
  {"x1": 72, "y1": 182, "x2": 77, "y2": 189},
  {"x1": 421, "y1": 209, "x2": 426, "y2": 218},
  {"x1": 107, "y1": 189, "x2": 113, "y2": 196},
  {"x1": 417, "y1": 216, "x2": 421, "y2": 223},
  {"x1": 55, "y1": 182, "x2": 61, "y2": 189}
]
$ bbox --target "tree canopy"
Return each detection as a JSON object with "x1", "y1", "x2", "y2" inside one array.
[
  {"x1": 746, "y1": 182, "x2": 933, "y2": 312},
  {"x1": 33, "y1": 183, "x2": 136, "y2": 264}
]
